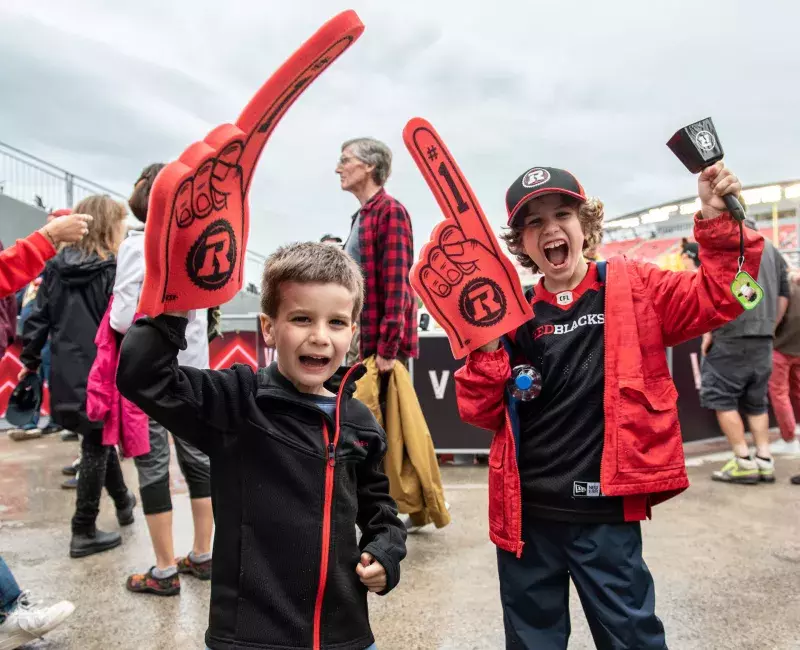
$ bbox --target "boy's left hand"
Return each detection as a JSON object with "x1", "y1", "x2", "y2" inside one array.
[
  {"x1": 356, "y1": 553, "x2": 387, "y2": 593},
  {"x1": 699, "y1": 161, "x2": 742, "y2": 220}
]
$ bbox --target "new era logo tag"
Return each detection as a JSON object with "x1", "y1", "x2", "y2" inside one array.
[{"x1": 573, "y1": 481, "x2": 601, "y2": 497}]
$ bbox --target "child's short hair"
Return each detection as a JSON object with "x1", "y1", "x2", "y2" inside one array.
[
  {"x1": 501, "y1": 197, "x2": 605, "y2": 274},
  {"x1": 260, "y1": 242, "x2": 364, "y2": 320}
]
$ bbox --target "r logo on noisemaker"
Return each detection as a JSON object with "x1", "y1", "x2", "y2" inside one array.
[{"x1": 694, "y1": 130, "x2": 716, "y2": 152}]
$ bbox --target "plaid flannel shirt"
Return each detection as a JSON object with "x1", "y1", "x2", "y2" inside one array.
[{"x1": 357, "y1": 188, "x2": 418, "y2": 360}]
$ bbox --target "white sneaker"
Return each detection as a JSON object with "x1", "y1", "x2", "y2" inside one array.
[
  {"x1": 769, "y1": 438, "x2": 800, "y2": 456},
  {"x1": 7, "y1": 429, "x2": 41, "y2": 442},
  {"x1": 0, "y1": 591, "x2": 75, "y2": 650}
]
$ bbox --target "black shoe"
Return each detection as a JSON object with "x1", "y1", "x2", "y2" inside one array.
[
  {"x1": 116, "y1": 492, "x2": 137, "y2": 527},
  {"x1": 62, "y1": 463, "x2": 78, "y2": 476},
  {"x1": 70, "y1": 529, "x2": 122, "y2": 558},
  {"x1": 61, "y1": 430, "x2": 79, "y2": 442},
  {"x1": 61, "y1": 476, "x2": 78, "y2": 489},
  {"x1": 791, "y1": 474, "x2": 800, "y2": 485},
  {"x1": 40, "y1": 423, "x2": 63, "y2": 435}
]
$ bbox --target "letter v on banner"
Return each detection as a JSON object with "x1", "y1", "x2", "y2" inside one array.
[{"x1": 429, "y1": 370, "x2": 450, "y2": 400}]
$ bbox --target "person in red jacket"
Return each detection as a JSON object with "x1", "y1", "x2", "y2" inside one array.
[
  {"x1": 454, "y1": 162, "x2": 763, "y2": 649},
  {"x1": 0, "y1": 213, "x2": 92, "y2": 299}
]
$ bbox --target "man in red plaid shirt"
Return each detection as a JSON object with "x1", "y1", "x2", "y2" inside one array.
[{"x1": 336, "y1": 137, "x2": 418, "y2": 370}]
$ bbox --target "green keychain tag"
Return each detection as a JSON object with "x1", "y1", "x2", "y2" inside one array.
[
  {"x1": 730, "y1": 220, "x2": 763, "y2": 310},
  {"x1": 731, "y1": 270, "x2": 763, "y2": 310}
]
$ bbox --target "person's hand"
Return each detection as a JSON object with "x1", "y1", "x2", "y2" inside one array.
[
  {"x1": 478, "y1": 339, "x2": 501, "y2": 353},
  {"x1": 40, "y1": 214, "x2": 92, "y2": 246},
  {"x1": 137, "y1": 11, "x2": 364, "y2": 317},
  {"x1": 701, "y1": 332, "x2": 713, "y2": 356},
  {"x1": 355, "y1": 553, "x2": 387, "y2": 593},
  {"x1": 375, "y1": 355, "x2": 396, "y2": 374},
  {"x1": 405, "y1": 118, "x2": 533, "y2": 359},
  {"x1": 698, "y1": 162, "x2": 742, "y2": 221},
  {"x1": 17, "y1": 367, "x2": 33, "y2": 382}
]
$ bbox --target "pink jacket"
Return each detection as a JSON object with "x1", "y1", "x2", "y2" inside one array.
[{"x1": 87, "y1": 296, "x2": 150, "y2": 457}]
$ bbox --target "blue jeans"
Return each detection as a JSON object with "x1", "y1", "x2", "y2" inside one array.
[{"x1": 0, "y1": 556, "x2": 22, "y2": 623}]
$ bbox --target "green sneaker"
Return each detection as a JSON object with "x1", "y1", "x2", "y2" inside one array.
[
  {"x1": 712, "y1": 457, "x2": 759, "y2": 484},
  {"x1": 755, "y1": 456, "x2": 776, "y2": 483}
]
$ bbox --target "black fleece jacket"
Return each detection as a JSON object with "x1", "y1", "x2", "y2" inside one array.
[{"x1": 117, "y1": 315, "x2": 406, "y2": 650}]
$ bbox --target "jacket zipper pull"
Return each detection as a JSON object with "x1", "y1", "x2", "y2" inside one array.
[{"x1": 327, "y1": 442, "x2": 336, "y2": 467}]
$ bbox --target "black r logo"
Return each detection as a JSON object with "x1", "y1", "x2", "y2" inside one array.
[
  {"x1": 186, "y1": 219, "x2": 237, "y2": 291},
  {"x1": 459, "y1": 278, "x2": 507, "y2": 327}
]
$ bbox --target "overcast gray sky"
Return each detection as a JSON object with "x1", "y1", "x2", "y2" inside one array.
[{"x1": 1, "y1": 0, "x2": 798, "y2": 262}]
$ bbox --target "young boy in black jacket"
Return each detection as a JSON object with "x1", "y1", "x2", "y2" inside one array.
[{"x1": 117, "y1": 242, "x2": 406, "y2": 650}]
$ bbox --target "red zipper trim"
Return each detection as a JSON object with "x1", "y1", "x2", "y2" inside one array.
[
  {"x1": 505, "y1": 417, "x2": 525, "y2": 558},
  {"x1": 312, "y1": 364, "x2": 361, "y2": 650}
]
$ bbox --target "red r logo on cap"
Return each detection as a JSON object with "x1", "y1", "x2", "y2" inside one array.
[{"x1": 522, "y1": 168, "x2": 551, "y2": 188}]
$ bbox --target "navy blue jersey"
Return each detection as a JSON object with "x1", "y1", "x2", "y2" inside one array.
[{"x1": 510, "y1": 264, "x2": 623, "y2": 523}]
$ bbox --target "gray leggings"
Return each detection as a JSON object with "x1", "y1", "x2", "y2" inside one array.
[{"x1": 134, "y1": 419, "x2": 211, "y2": 515}]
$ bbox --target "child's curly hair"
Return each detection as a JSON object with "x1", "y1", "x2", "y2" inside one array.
[{"x1": 501, "y1": 197, "x2": 605, "y2": 273}]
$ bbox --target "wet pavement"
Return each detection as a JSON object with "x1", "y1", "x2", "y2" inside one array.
[{"x1": 1, "y1": 431, "x2": 799, "y2": 650}]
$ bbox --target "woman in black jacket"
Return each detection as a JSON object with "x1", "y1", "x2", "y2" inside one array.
[{"x1": 21, "y1": 195, "x2": 135, "y2": 558}]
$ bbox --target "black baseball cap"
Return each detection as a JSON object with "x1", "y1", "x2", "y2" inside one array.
[
  {"x1": 6, "y1": 373, "x2": 42, "y2": 427},
  {"x1": 320, "y1": 233, "x2": 342, "y2": 243},
  {"x1": 506, "y1": 167, "x2": 586, "y2": 226}
]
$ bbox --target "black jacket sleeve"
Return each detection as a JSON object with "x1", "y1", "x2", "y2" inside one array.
[
  {"x1": 20, "y1": 267, "x2": 52, "y2": 371},
  {"x1": 356, "y1": 428, "x2": 407, "y2": 595},
  {"x1": 116, "y1": 314, "x2": 254, "y2": 457}
]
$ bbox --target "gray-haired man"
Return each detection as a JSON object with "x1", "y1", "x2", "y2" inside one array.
[{"x1": 335, "y1": 137, "x2": 418, "y2": 371}]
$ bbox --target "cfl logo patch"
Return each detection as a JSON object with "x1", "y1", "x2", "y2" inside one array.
[
  {"x1": 556, "y1": 291, "x2": 573, "y2": 306},
  {"x1": 573, "y1": 481, "x2": 601, "y2": 497}
]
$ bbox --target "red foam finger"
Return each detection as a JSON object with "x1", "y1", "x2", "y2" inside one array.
[
  {"x1": 138, "y1": 11, "x2": 364, "y2": 317},
  {"x1": 403, "y1": 118, "x2": 499, "y2": 256},
  {"x1": 405, "y1": 118, "x2": 534, "y2": 358},
  {"x1": 236, "y1": 10, "x2": 365, "y2": 195}
]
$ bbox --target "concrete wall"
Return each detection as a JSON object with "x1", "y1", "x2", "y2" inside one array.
[{"x1": 0, "y1": 194, "x2": 48, "y2": 246}]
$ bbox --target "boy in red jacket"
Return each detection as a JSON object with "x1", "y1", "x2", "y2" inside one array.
[{"x1": 455, "y1": 162, "x2": 763, "y2": 649}]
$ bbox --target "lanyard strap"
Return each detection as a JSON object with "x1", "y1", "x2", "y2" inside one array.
[{"x1": 737, "y1": 221, "x2": 745, "y2": 273}]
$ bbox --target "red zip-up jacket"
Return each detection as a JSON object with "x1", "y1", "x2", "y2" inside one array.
[
  {"x1": 0, "y1": 232, "x2": 56, "y2": 299},
  {"x1": 455, "y1": 213, "x2": 764, "y2": 557}
]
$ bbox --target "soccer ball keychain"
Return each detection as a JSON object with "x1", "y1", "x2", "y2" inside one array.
[{"x1": 667, "y1": 116, "x2": 763, "y2": 310}]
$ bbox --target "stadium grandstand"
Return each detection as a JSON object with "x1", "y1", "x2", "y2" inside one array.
[
  {"x1": 511, "y1": 179, "x2": 800, "y2": 284},
  {"x1": 599, "y1": 180, "x2": 800, "y2": 270}
]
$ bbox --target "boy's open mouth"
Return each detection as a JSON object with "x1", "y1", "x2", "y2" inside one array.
[
  {"x1": 300, "y1": 355, "x2": 330, "y2": 370},
  {"x1": 543, "y1": 239, "x2": 569, "y2": 269}
]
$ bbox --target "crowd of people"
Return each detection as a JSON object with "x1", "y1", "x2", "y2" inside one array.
[{"x1": 0, "y1": 134, "x2": 797, "y2": 650}]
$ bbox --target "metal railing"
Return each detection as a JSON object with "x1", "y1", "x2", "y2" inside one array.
[
  {"x1": 0, "y1": 140, "x2": 126, "y2": 211},
  {"x1": 0, "y1": 140, "x2": 267, "y2": 283}
]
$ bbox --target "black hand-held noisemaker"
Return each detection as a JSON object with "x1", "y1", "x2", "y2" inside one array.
[{"x1": 667, "y1": 117, "x2": 746, "y2": 222}]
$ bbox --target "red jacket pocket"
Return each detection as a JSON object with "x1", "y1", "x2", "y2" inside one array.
[{"x1": 617, "y1": 380, "x2": 684, "y2": 473}]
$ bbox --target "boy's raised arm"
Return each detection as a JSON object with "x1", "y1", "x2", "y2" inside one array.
[
  {"x1": 639, "y1": 212, "x2": 764, "y2": 348},
  {"x1": 117, "y1": 314, "x2": 253, "y2": 456}
]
